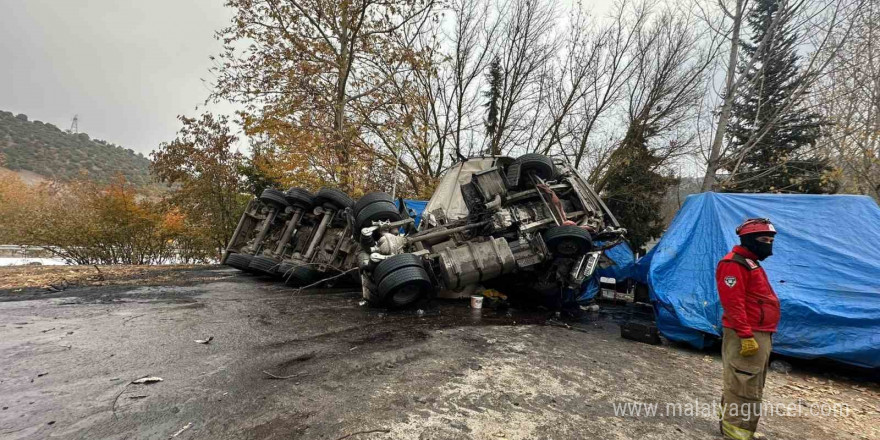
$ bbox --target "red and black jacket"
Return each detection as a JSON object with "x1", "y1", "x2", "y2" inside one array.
[{"x1": 716, "y1": 245, "x2": 780, "y2": 338}]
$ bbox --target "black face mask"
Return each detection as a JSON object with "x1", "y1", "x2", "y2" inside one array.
[{"x1": 741, "y1": 233, "x2": 774, "y2": 260}]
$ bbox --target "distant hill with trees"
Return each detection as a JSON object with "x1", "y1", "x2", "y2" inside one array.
[{"x1": 0, "y1": 110, "x2": 151, "y2": 186}]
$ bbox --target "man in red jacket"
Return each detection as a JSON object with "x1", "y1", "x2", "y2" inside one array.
[{"x1": 716, "y1": 218, "x2": 780, "y2": 440}]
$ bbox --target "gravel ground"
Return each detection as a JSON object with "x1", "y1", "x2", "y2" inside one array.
[{"x1": 0, "y1": 266, "x2": 876, "y2": 440}]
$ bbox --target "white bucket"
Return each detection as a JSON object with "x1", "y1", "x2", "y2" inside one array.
[{"x1": 470, "y1": 295, "x2": 484, "y2": 309}]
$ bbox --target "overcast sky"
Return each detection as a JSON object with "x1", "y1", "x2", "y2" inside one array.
[{"x1": 0, "y1": 1, "x2": 237, "y2": 156}]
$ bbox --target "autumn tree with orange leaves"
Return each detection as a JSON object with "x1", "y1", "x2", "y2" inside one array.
[
  {"x1": 152, "y1": 114, "x2": 251, "y2": 254},
  {"x1": 211, "y1": 0, "x2": 438, "y2": 197}
]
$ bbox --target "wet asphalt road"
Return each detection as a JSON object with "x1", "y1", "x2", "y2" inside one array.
[{"x1": 0, "y1": 267, "x2": 874, "y2": 440}]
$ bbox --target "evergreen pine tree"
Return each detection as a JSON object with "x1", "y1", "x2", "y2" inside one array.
[
  {"x1": 724, "y1": 0, "x2": 834, "y2": 193},
  {"x1": 602, "y1": 125, "x2": 679, "y2": 251},
  {"x1": 483, "y1": 57, "x2": 502, "y2": 155}
]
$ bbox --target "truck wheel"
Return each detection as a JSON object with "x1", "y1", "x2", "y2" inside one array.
[
  {"x1": 225, "y1": 253, "x2": 254, "y2": 272},
  {"x1": 355, "y1": 201, "x2": 401, "y2": 234},
  {"x1": 508, "y1": 153, "x2": 557, "y2": 188},
  {"x1": 260, "y1": 188, "x2": 290, "y2": 209},
  {"x1": 277, "y1": 261, "x2": 298, "y2": 279},
  {"x1": 249, "y1": 255, "x2": 280, "y2": 275},
  {"x1": 353, "y1": 192, "x2": 394, "y2": 217},
  {"x1": 372, "y1": 254, "x2": 424, "y2": 286},
  {"x1": 377, "y1": 266, "x2": 433, "y2": 308},
  {"x1": 314, "y1": 187, "x2": 354, "y2": 210},
  {"x1": 281, "y1": 265, "x2": 318, "y2": 286},
  {"x1": 543, "y1": 225, "x2": 593, "y2": 257},
  {"x1": 284, "y1": 187, "x2": 314, "y2": 210}
]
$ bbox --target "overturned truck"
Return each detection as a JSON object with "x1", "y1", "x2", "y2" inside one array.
[
  {"x1": 352, "y1": 154, "x2": 625, "y2": 308},
  {"x1": 222, "y1": 187, "x2": 360, "y2": 287}
]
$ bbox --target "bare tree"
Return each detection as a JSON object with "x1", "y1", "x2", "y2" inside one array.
[
  {"x1": 564, "y1": 0, "x2": 649, "y2": 169},
  {"x1": 697, "y1": 0, "x2": 752, "y2": 191},
  {"x1": 212, "y1": 0, "x2": 437, "y2": 193},
  {"x1": 591, "y1": 6, "x2": 722, "y2": 190},
  {"x1": 814, "y1": 0, "x2": 880, "y2": 198},
  {"x1": 697, "y1": 0, "x2": 866, "y2": 191},
  {"x1": 490, "y1": 0, "x2": 559, "y2": 155},
  {"x1": 364, "y1": 0, "x2": 503, "y2": 196}
]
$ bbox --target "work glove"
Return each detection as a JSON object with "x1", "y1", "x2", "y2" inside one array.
[{"x1": 740, "y1": 337, "x2": 759, "y2": 357}]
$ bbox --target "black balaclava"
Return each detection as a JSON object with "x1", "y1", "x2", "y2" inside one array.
[{"x1": 741, "y1": 232, "x2": 775, "y2": 260}]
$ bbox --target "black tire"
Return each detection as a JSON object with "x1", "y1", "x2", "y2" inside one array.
[
  {"x1": 314, "y1": 187, "x2": 354, "y2": 210},
  {"x1": 510, "y1": 153, "x2": 557, "y2": 187},
  {"x1": 376, "y1": 266, "x2": 433, "y2": 308},
  {"x1": 279, "y1": 263, "x2": 318, "y2": 286},
  {"x1": 355, "y1": 201, "x2": 401, "y2": 233},
  {"x1": 543, "y1": 225, "x2": 593, "y2": 257},
  {"x1": 260, "y1": 188, "x2": 290, "y2": 209},
  {"x1": 249, "y1": 255, "x2": 281, "y2": 275},
  {"x1": 353, "y1": 192, "x2": 394, "y2": 217},
  {"x1": 372, "y1": 254, "x2": 424, "y2": 286},
  {"x1": 285, "y1": 187, "x2": 314, "y2": 210},
  {"x1": 225, "y1": 253, "x2": 254, "y2": 271},
  {"x1": 277, "y1": 261, "x2": 297, "y2": 278}
]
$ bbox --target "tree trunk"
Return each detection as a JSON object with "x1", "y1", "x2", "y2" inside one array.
[
  {"x1": 701, "y1": 0, "x2": 745, "y2": 192},
  {"x1": 335, "y1": 2, "x2": 353, "y2": 192}
]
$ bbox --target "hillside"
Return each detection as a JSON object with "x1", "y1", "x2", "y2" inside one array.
[{"x1": 0, "y1": 111, "x2": 152, "y2": 186}]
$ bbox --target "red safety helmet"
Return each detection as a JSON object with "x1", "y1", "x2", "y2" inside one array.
[{"x1": 736, "y1": 218, "x2": 776, "y2": 236}]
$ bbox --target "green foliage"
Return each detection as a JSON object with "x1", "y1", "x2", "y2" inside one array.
[
  {"x1": 602, "y1": 128, "x2": 680, "y2": 251},
  {"x1": 0, "y1": 110, "x2": 152, "y2": 186},
  {"x1": 484, "y1": 56, "x2": 502, "y2": 154},
  {"x1": 723, "y1": 0, "x2": 835, "y2": 193},
  {"x1": 151, "y1": 114, "x2": 250, "y2": 254},
  {"x1": 237, "y1": 141, "x2": 283, "y2": 197}
]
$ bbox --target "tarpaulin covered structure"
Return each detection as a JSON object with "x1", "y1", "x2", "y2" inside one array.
[{"x1": 642, "y1": 192, "x2": 880, "y2": 368}]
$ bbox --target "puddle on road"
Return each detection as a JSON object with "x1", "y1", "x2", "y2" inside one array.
[
  {"x1": 346, "y1": 298, "x2": 650, "y2": 335},
  {"x1": 357, "y1": 300, "x2": 560, "y2": 329}
]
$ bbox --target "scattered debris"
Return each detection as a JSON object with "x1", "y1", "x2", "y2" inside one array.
[
  {"x1": 262, "y1": 370, "x2": 307, "y2": 380},
  {"x1": 131, "y1": 377, "x2": 163, "y2": 384},
  {"x1": 580, "y1": 304, "x2": 600, "y2": 312},
  {"x1": 46, "y1": 279, "x2": 70, "y2": 292},
  {"x1": 112, "y1": 376, "x2": 163, "y2": 420},
  {"x1": 92, "y1": 265, "x2": 105, "y2": 281},
  {"x1": 620, "y1": 321, "x2": 662, "y2": 345},
  {"x1": 334, "y1": 428, "x2": 391, "y2": 439},
  {"x1": 170, "y1": 422, "x2": 193, "y2": 438},
  {"x1": 194, "y1": 336, "x2": 214, "y2": 344}
]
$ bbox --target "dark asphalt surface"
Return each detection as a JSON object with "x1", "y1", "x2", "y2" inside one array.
[{"x1": 0, "y1": 267, "x2": 874, "y2": 440}]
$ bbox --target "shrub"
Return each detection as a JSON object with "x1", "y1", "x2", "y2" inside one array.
[{"x1": 0, "y1": 172, "x2": 219, "y2": 264}]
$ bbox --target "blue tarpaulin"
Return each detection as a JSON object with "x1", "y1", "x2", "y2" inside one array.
[
  {"x1": 395, "y1": 199, "x2": 428, "y2": 227},
  {"x1": 577, "y1": 241, "x2": 637, "y2": 303},
  {"x1": 643, "y1": 192, "x2": 880, "y2": 368}
]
